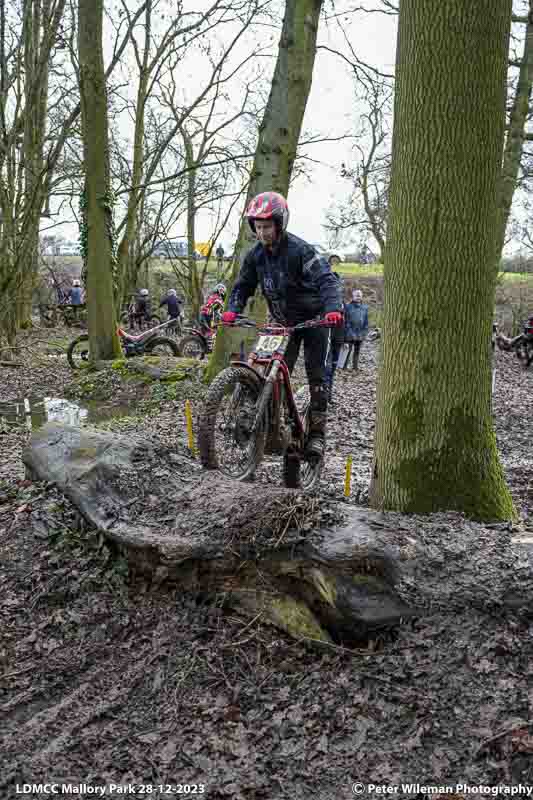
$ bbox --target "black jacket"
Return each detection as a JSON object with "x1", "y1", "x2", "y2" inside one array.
[
  {"x1": 160, "y1": 294, "x2": 183, "y2": 318},
  {"x1": 228, "y1": 232, "x2": 341, "y2": 324}
]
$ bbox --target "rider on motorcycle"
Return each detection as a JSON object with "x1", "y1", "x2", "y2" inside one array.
[
  {"x1": 200, "y1": 283, "x2": 226, "y2": 332},
  {"x1": 160, "y1": 288, "x2": 183, "y2": 319},
  {"x1": 221, "y1": 191, "x2": 343, "y2": 459},
  {"x1": 134, "y1": 288, "x2": 152, "y2": 327}
]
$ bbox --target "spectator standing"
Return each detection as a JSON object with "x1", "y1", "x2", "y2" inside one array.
[
  {"x1": 343, "y1": 289, "x2": 369, "y2": 371},
  {"x1": 215, "y1": 243, "x2": 225, "y2": 278},
  {"x1": 68, "y1": 279, "x2": 84, "y2": 306}
]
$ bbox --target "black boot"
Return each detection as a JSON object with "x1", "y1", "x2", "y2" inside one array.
[
  {"x1": 352, "y1": 341, "x2": 361, "y2": 370},
  {"x1": 306, "y1": 384, "x2": 328, "y2": 459},
  {"x1": 306, "y1": 410, "x2": 327, "y2": 460}
]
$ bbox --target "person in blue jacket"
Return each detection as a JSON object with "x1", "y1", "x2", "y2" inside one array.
[
  {"x1": 67, "y1": 279, "x2": 84, "y2": 319},
  {"x1": 68, "y1": 279, "x2": 84, "y2": 306},
  {"x1": 343, "y1": 288, "x2": 369, "y2": 370},
  {"x1": 222, "y1": 191, "x2": 343, "y2": 459}
]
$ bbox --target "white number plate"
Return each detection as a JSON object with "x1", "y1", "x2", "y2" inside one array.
[{"x1": 256, "y1": 335, "x2": 284, "y2": 354}]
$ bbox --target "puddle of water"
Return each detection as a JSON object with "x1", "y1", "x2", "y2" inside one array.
[{"x1": 0, "y1": 396, "x2": 135, "y2": 430}]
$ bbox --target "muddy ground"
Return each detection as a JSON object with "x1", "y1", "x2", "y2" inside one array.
[{"x1": 1, "y1": 327, "x2": 533, "y2": 799}]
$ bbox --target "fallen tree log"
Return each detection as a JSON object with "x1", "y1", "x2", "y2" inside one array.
[
  {"x1": 23, "y1": 423, "x2": 533, "y2": 644},
  {"x1": 25, "y1": 424, "x2": 533, "y2": 644},
  {"x1": 22, "y1": 422, "x2": 415, "y2": 644}
]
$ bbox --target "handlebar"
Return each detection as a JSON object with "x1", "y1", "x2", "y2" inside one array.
[{"x1": 219, "y1": 315, "x2": 338, "y2": 333}]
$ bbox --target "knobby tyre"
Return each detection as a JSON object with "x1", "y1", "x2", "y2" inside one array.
[
  {"x1": 516, "y1": 340, "x2": 533, "y2": 369},
  {"x1": 67, "y1": 334, "x2": 90, "y2": 370},
  {"x1": 144, "y1": 336, "x2": 180, "y2": 356},
  {"x1": 282, "y1": 386, "x2": 323, "y2": 491},
  {"x1": 198, "y1": 366, "x2": 266, "y2": 480},
  {"x1": 179, "y1": 334, "x2": 207, "y2": 360}
]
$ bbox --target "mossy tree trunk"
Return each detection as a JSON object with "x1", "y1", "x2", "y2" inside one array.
[
  {"x1": 0, "y1": 0, "x2": 65, "y2": 341},
  {"x1": 18, "y1": 0, "x2": 49, "y2": 327},
  {"x1": 369, "y1": 0, "x2": 515, "y2": 522},
  {"x1": 494, "y1": 1, "x2": 533, "y2": 267},
  {"x1": 78, "y1": 0, "x2": 121, "y2": 362},
  {"x1": 205, "y1": 0, "x2": 324, "y2": 382}
]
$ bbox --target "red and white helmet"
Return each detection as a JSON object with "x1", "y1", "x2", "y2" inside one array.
[{"x1": 245, "y1": 191, "x2": 289, "y2": 234}]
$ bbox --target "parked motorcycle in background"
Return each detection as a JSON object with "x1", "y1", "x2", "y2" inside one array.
[
  {"x1": 496, "y1": 315, "x2": 533, "y2": 370},
  {"x1": 67, "y1": 318, "x2": 180, "y2": 369}
]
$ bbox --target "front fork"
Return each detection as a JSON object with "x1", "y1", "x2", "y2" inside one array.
[
  {"x1": 254, "y1": 360, "x2": 306, "y2": 455},
  {"x1": 251, "y1": 360, "x2": 279, "y2": 438}
]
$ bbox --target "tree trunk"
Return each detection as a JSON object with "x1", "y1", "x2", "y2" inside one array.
[
  {"x1": 494, "y1": 1, "x2": 533, "y2": 266},
  {"x1": 78, "y1": 0, "x2": 121, "y2": 362},
  {"x1": 206, "y1": 0, "x2": 324, "y2": 382},
  {"x1": 18, "y1": 1, "x2": 43, "y2": 326},
  {"x1": 180, "y1": 127, "x2": 204, "y2": 320},
  {"x1": 369, "y1": 0, "x2": 515, "y2": 521},
  {"x1": 116, "y1": 1, "x2": 151, "y2": 307},
  {"x1": 16, "y1": 0, "x2": 58, "y2": 328}
]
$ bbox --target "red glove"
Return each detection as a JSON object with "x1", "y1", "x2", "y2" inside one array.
[
  {"x1": 325, "y1": 311, "x2": 343, "y2": 327},
  {"x1": 221, "y1": 311, "x2": 237, "y2": 324}
]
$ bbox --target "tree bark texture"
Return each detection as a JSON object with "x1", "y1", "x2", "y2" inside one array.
[
  {"x1": 78, "y1": 0, "x2": 121, "y2": 362},
  {"x1": 206, "y1": 0, "x2": 323, "y2": 382},
  {"x1": 116, "y1": 0, "x2": 151, "y2": 306},
  {"x1": 181, "y1": 127, "x2": 204, "y2": 320},
  {"x1": 495, "y1": 1, "x2": 533, "y2": 265},
  {"x1": 370, "y1": 0, "x2": 515, "y2": 521},
  {"x1": 0, "y1": 0, "x2": 65, "y2": 338}
]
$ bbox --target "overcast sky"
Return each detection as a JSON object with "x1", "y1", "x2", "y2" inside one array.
[
  {"x1": 44, "y1": 1, "x2": 533, "y2": 255},
  {"x1": 195, "y1": 4, "x2": 398, "y2": 251},
  {"x1": 288, "y1": 8, "x2": 396, "y2": 250},
  {"x1": 48, "y1": 2, "x2": 398, "y2": 251}
]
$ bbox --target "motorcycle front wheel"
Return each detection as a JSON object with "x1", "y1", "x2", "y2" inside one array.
[{"x1": 198, "y1": 366, "x2": 266, "y2": 480}]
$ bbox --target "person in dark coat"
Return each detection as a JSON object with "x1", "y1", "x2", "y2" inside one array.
[
  {"x1": 222, "y1": 191, "x2": 342, "y2": 459},
  {"x1": 343, "y1": 289, "x2": 369, "y2": 370},
  {"x1": 325, "y1": 272, "x2": 345, "y2": 403},
  {"x1": 160, "y1": 288, "x2": 184, "y2": 332},
  {"x1": 134, "y1": 288, "x2": 152, "y2": 328}
]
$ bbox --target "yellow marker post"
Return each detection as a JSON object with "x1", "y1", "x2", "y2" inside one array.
[
  {"x1": 344, "y1": 455, "x2": 353, "y2": 497},
  {"x1": 185, "y1": 399, "x2": 196, "y2": 456}
]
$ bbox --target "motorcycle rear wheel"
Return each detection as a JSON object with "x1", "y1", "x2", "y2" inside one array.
[
  {"x1": 282, "y1": 448, "x2": 323, "y2": 491},
  {"x1": 198, "y1": 366, "x2": 266, "y2": 480},
  {"x1": 67, "y1": 334, "x2": 90, "y2": 370},
  {"x1": 282, "y1": 386, "x2": 323, "y2": 491},
  {"x1": 144, "y1": 336, "x2": 179, "y2": 357},
  {"x1": 516, "y1": 340, "x2": 533, "y2": 369},
  {"x1": 179, "y1": 334, "x2": 207, "y2": 360}
]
